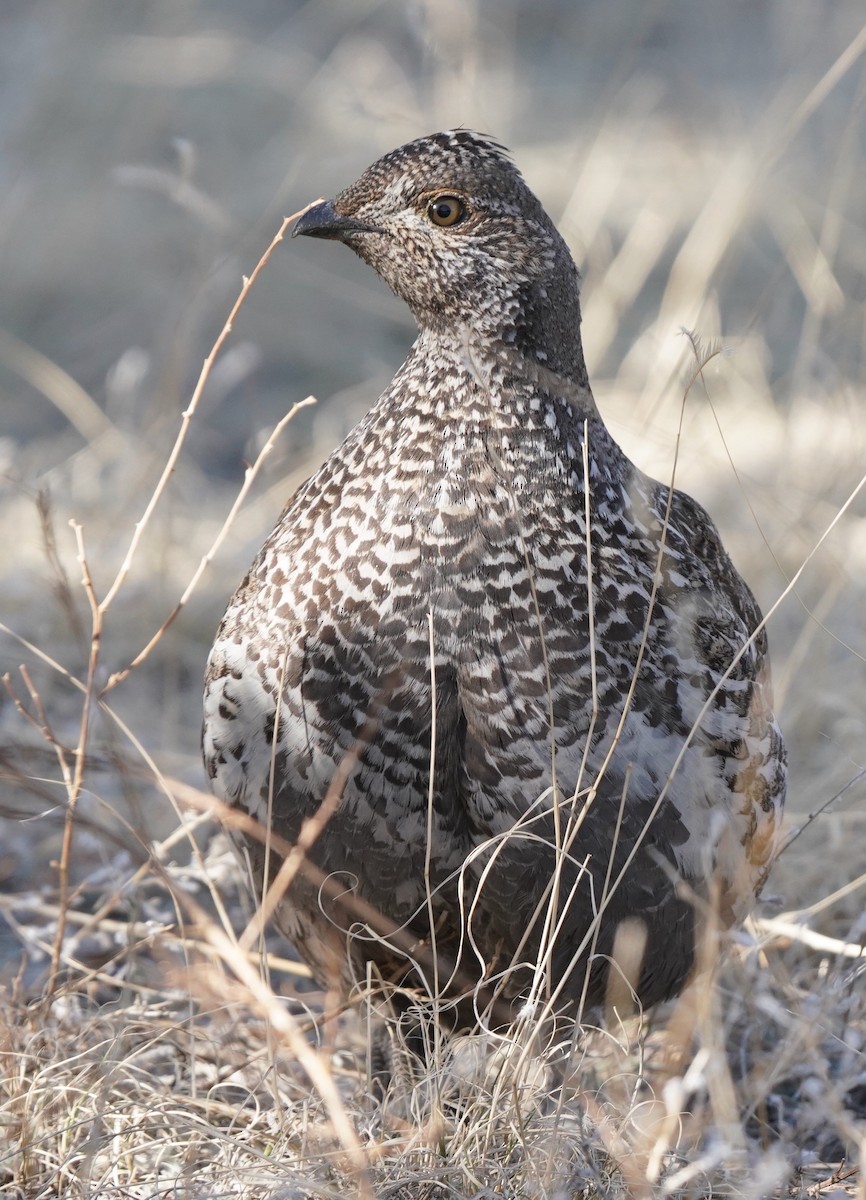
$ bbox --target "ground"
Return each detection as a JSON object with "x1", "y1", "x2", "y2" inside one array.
[{"x1": 0, "y1": 2, "x2": 864, "y2": 1196}]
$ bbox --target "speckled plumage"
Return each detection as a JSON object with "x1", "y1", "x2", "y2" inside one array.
[{"x1": 203, "y1": 130, "x2": 785, "y2": 1016}]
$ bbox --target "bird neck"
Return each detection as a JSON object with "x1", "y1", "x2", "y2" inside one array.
[
  {"x1": 407, "y1": 321, "x2": 598, "y2": 427},
  {"x1": 361, "y1": 329, "x2": 628, "y2": 503},
  {"x1": 356, "y1": 330, "x2": 628, "y2": 525},
  {"x1": 499, "y1": 275, "x2": 591, "y2": 390},
  {"x1": 417, "y1": 269, "x2": 591, "y2": 394}
]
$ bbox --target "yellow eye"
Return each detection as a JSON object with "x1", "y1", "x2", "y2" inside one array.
[{"x1": 427, "y1": 195, "x2": 465, "y2": 227}]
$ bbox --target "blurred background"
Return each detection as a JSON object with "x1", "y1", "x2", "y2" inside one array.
[{"x1": 1, "y1": 0, "x2": 864, "y2": 936}]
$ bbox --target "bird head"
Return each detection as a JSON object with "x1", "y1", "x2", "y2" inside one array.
[{"x1": 293, "y1": 130, "x2": 586, "y2": 381}]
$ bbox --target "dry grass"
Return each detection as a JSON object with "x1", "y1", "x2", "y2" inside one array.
[{"x1": 1, "y1": 1, "x2": 865, "y2": 1196}]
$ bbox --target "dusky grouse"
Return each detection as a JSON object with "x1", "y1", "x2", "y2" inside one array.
[{"x1": 203, "y1": 130, "x2": 786, "y2": 1020}]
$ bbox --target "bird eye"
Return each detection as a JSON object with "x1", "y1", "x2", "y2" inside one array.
[{"x1": 427, "y1": 195, "x2": 465, "y2": 227}]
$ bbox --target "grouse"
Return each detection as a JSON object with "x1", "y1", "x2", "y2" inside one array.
[{"x1": 203, "y1": 130, "x2": 785, "y2": 1020}]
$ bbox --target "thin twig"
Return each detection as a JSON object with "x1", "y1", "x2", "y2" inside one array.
[
  {"x1": 777, "y1": 766, "x2": 866, "y2": 857},
  {"x1": 237, "y1": 744, "x2": 359, "y2": 954},
  {"x1": 47, "y1": 521, "x2": 103, "y2": 996},
  {"x1": 98, "y1": 200, "x2": 322, "y2": 614},
  {"x1": 103, "y1": 394, "x2": 316, "y2": 692},
  {"x1": 751, "y1": 916, "x2": 866, "y2": 959}
]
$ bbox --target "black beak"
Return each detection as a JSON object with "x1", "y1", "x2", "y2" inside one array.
[{"x1": 292, "y1": 199, "x2": 384, "y2": 241}]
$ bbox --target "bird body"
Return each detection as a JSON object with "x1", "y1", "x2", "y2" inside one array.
[{"x1": 203, "y1": 131, "x2": 785, "y2": 1015}]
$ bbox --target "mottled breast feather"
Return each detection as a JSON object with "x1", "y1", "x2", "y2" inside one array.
[{"x1": 202, "y1": 130, "x2": 786, "y2": 1018}]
